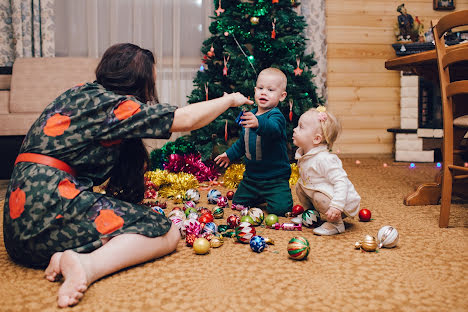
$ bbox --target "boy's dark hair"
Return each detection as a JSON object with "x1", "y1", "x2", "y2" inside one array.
[
  {"x1": 106, "y1": 138, "x2": 149, "y2": 204},
  {"x1": 96, "y1": 43, "x2": 158, "y2": 104},
  {"x1": 97, "y1": 43, "x2": 155, "y2": 203}
]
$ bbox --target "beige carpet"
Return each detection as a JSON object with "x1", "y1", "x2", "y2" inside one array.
[{"x1": 1, "y1": 157, "x2": 467, "y2": 312}]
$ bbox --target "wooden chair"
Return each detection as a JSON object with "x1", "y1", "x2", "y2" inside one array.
[{"x1": 432, "y1": 11, "x2": 468, "y2": 227}]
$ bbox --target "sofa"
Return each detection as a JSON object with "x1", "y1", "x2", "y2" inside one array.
[{"x1": 0, "y1": 57, "x2": 100, "y2": 135}]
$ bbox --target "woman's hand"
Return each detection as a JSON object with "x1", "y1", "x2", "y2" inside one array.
[
  {"x1": 325, "y1": 207, "x2": 342, "y2": 222},
  {"x1": 226, "y1": 92, "x2": 253, "y2": 107},
  {"x1": 214, "y1": 152, "x2": 231, "y2": 168}
]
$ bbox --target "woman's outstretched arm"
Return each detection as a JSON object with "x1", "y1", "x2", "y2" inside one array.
[{"x1": 171, "y1": 92, "x2": 253, "y2": 132}]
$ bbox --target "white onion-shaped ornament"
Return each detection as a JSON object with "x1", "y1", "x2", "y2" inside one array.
[
  {"x1": 235, "y1": 222, "x2": 256, "y2": 243},
  {"x1": 185, "y1": 188, "x2": 200, "y2": 203},
  {"x1": 169, "y1": 216, "x2": 186, "y2": 238},
  {"x1": 247, "y1": 208, "x2": 264, "y2": 226},
  {"x1": 377, "y1": 225, "x2": 399, "y2": 248},
  {"x1": 302, "y1": 209, "x2": 321, "y2": 227},
  {"x1": 187, "y1": 212, "x2": 199, "y2": 220},
  {"x1": 168, "y1": 209, "x2": 186, "y2": 221}
]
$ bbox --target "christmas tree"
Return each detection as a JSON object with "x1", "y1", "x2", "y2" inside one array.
[{"x1": 186, "y1": 0, "x2": 322, "y2": 160}]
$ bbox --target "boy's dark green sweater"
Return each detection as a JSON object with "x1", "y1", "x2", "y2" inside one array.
[{"x1": 226, "y1": 107, "x2": 291, "y2": 179}]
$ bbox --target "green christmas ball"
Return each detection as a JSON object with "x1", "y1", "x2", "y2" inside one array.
[
  {"x1": 241, "y1": 215, "x2": 255, "y2": 225},
  {"x1": 265, "y1": 214, "x2": 279, "y2": 227},
  {"x1": 248, "y1": 55, "x2": 255, "y2": 61}
]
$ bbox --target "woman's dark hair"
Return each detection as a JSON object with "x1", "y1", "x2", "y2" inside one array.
[
  {"x1": 106, "y1": 138, "x2": 149, "y2": 204},
  {"x1": 96, "y1": 43, "x2": 158, "y2": 103},
  {"x1": 98, "y1": 43, "x2": 155, "y2": 203}
]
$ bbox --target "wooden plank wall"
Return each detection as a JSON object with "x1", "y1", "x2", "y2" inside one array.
[{"x1": 326, "y1": 0, "x2": 468, "y2": 155}]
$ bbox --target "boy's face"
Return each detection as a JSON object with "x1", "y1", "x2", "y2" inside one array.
[
  {"x1": 254, "y1": 72, "x2": 287, "y2": 113},
  {"x1": 293, "y1": 111, "x2": 323, "y2": 152}
]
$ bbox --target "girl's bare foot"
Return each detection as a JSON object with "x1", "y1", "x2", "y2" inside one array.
[
  {"x1": 44, "y1": 252, "x2": 63, "y2": 282},
  {"x1": 57, "y1": 250, "x2": 90, "y2": 308}
]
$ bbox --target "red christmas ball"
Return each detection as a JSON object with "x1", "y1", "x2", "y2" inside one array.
[
  {"x1": 226, "y1": 191, "x2": 235, "y2": 200},
  {"x1": 227, "y1": 214, "x2": 240, "y2": 229},
  {"x1": 199, "y1": 207, "x2": 211, "y2": 215},
  {"x1": 172, "y1": 206, "x2": 182, "y2": 211},
  {"x1": 359, "y1": 208, "x2": 372, "y2": 222},
  {"x1": 292, "y1": 204, "x2": 304, "y2": 216},
  {"x1": 186, "y1": 233, "x2": 197, "y2": 247},
  {"x1": 199, "y1": 213, "x2": 214, "y2": 224}
]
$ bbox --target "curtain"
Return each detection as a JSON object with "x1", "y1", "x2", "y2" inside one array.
[
  {"x1": 300, "y1": 0, "x2": 327, "y2": 103},
  {"x1": 54, "y1": 0, "x2": 213, "y2": 111},
  {"x1": 0, "y1": 0, "x2": 55, "y2": 67}
]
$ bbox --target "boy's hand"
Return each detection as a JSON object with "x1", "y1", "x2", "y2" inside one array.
[
  {"x1": 240, "y1": 112, "x2": 259, "y2": 128},
  {"x1": 226, "y1": 92, "x2": 254, "y2": 107},
  {"x1": 214, "y1": 152, "x2": 231, "y2": 168},
  {"x1": 326, "y1": 207, "x2": 341, "y2": 222}
]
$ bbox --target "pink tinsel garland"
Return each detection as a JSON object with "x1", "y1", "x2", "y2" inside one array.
[{"x1": 163, "y1": 153, "x2": 219, "y2": 182}]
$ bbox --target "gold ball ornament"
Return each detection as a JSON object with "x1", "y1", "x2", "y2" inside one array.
[
  {"x1": 250, "y1": 16, "x2": 260, "y2": 25},
  {"x1": 193, "y1": 238, "x2": 211, "y2": 254},
  {"x1": 360, "y1": 235, "x2": 378, "y2": 252},
  {"x1": 210, "y1": 235, "x2": 224, "y2": 248}
]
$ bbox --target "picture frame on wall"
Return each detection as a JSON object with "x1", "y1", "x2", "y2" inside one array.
[{"x1": 433, "y1": 0, "x2": 455, "y2": 10}]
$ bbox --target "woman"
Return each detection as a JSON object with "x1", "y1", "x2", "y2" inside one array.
[{"x1": 3, "y1": 43, "x2": 252, "y2": 308}]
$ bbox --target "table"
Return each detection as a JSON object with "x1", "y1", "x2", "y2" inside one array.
[{"x1": 385, "y1": 43, "x2": 468, "y2": 205}]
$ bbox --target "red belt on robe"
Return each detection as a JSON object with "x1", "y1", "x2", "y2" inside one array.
[{"x1": 15, "y1": 153, "x2": 77, "y2": 177}]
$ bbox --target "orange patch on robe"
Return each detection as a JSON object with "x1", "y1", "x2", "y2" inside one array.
[
  {"x1": 44, "y1": 113, "x2": 71, "y2": 137},
  {"x1": 114, "y1": 100, "x2": 141, "y2": 121},
  {"x1": 94, "y1": 209, "x2": 125, "y2": 235},
  {"x1": 9, "y1": 188, "x2": 26, "y2": 219},
  {"x1": 58, "y1": 179, "x2": 80, "y2": 199}
]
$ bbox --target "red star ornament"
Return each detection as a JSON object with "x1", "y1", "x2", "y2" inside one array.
[
  {"x1": 215, "y1": 1, "x2": 225, "y2": 16},
  {"x1": 294, "y1": 66, "x2": 303, "y2": 76}
]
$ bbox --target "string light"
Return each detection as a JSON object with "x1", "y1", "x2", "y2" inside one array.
[
  {"x1": 199, "y1": 65, "x2": 205, "y2": 72},
  {"x1": 410, "y1": 163, "x2": 415, "y2": 168},
  {"x1": 436, "y1": 162, "x2": 442, "y2": 168}
]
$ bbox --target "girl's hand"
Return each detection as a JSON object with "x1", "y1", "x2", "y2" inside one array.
[
  {"x1": 214, "y1": 152, "x2": 231, "y2": 168},
  {"x1": 326, "y1": 207, "x2": 342, "y2": 222},
  {"x1": 227, "y1": 92, "x2": 254, "y2": 107},
  {"x1": 241, "y1": 112, "x2": 259, "y2": 128}
]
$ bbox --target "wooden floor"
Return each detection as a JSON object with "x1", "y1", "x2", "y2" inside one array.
[{"x1": 0, "y1": 180, "x2": 8, "y2": 200}]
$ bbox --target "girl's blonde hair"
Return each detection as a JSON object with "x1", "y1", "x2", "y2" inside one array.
[{"x1": 306, "y1": 106, "x2": 341, "y2": 150}]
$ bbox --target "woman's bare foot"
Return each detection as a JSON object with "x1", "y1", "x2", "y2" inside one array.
[
  {"x1": 57, "y1": 250, "x2": 90, "y2": 308},
  {"x1": 44, "y1": 252, "x2": 63, "y2": 282}
]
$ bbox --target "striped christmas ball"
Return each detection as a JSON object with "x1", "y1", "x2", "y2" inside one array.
[
  {"x1": 377, "y1": 225, "x2": 399, "y2": 248},
  {"x1": 216, "y1": 196, "x2": 229, "y2": 208},
  {"x1": 207, "y1": 189, "x2": 222, "y2": 204},
  {"x1": 235, "y1": 222, "x2": 257, "y2": 244},
  {"x1": 203, "y1": 222, "x2": 218, "y2": 235},
  {"x1": 302, "y1": 209, "x2": 321, "y2": 227},
  {"x1": 185, "y1": 188, "x2": 200, "y2": 203},
  {"x1": 169, "y1": 216, "x2": 186, "y2": 238},
  {"x1": 287, "y1": 236, "x2": 310, "y2": 260},
  {"x1": 248, "y1": 208, "x2": 264, "y2": 226},
  {"x1": 184, "y1": 200, "x2": 197, "y2": 211},
  {"x1": 151, "y1": 206, "x2": 165, "y2": 216}
]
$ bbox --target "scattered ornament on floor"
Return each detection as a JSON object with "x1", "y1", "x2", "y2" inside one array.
[
  {"x1": 217, "y1": 225, "x2": 229, "y2": 233},
  {"x1": 287, "y1": 237, "x2": 310, "y2": 260},
  {"x1": 291, "y1": 204, "x2": 304, "y2": 216},
  {"x1": 216, "y1": 196, "x2": 229, "y2": 208},
  {"x1": 355, "y1": 235, "x2": 378, "y2": 252},
  {"x1": 184, "y1": 200, "x2": 197, "y2": 211},
  {"x1": 235, "y1": 222, "x2": 257, "y2": 243},
  {"x1": 207, "y1": 189, "x2": 222, "y2": 204},
  {"x1": 198, "y1": 207, "x2": 211, "y2": 215},
  {"x1": 186, "y1": 233, "x2": 197, "y2": 247},
  {"x1": 193, "y1": 238, "x2": 211, "y2": 254},
  {"x1": 291, "y1": 215, "x2": 302, "y2": 225},
  {"x1": 187, "y1": 211, "x2": 199, "y2": 220},
  {"x1": 168, "y1": 209, "x2": 186, "y2": 220},
  {"x1": 202, "y1": 222, "x2": 218, "y2": 235},
  {"x1": 174, "y1": 194, "x2": 184, "y2": 203},
  {"x1": 240, "y1": 215, "x2": 255, "y2": 225},
  {"x1": 264, "y1": 237, "x2": 275, "y2": 245},
  {"x1": 185, "y1": 188, "x2": 200, "y2": 203},
  {"x1": 212, "y1": 207, "x2": 224, "y2": 219},
  {"x1": 265, "y1": 214, "x2": 279, "y2": 227},
  {"x1": 226, "y1": 190, "x2": 235, "y2": 200},
  {"x1": 250, "y1": 235, "x2": 266, "y2": 253},
  {"x1": 240, "y1": 208, "x2": 249, "y2": 216},
  {"x1": 377, "y1": 225, "x2": 399, "y2": 248},
  {"x1": 184, "y1": 207, "x2": 197, "y2": 217},
  {"x1": 151, "y1": 205, "x2": 165, "y2": 216},
  {"x1": 169, "y1": 216, "x2": 185, "y2": 238},
  {"x1": 184, "y1": 219, "x2": 201, "y2": 236},
  {"x1": 248, "y1": 208, "x2": 264, "y2": 226},
  {"x1": 227, "y1": 214, "x2": 240, "y2": 229},
  {"x1": 302, "y1": 209, "x2": 321, "y2": 227},
  {"x1": 210, "y1": 235, "x2": 224, "y2": 248},
  {"x1": 231, "y1": 203, "x2": 248, "y2": 211},
  {"x1": 358, "y1": 208, "x2": 372, "y2": 222},
  {"x1": 199, "y1": 212, "x2": 214, "y2": 224},
  {"x1": 272, "y1": 223, "x2": 302, "y2": 231}
]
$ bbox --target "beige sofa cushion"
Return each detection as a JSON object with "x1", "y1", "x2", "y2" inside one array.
[{"x1": 9, "y1": 57, "x2": 100, "y2": 114}]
